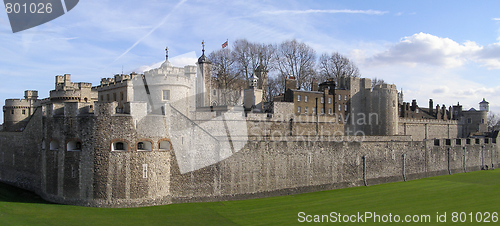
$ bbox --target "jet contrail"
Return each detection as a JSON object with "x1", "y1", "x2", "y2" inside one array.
[{"x1": 105, "y1": 0, "x2": 188, "y2": 71}]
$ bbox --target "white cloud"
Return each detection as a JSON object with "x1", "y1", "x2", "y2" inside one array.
[
  {"x1": 363, "y1": 33, "x2": 500, "y2": 68},
  {"x1": 493, "y1": 18, "x2": 500, "y2": 21},
  {"x1": 262, "y1": 9, "x2": 388, "y2": 15}
]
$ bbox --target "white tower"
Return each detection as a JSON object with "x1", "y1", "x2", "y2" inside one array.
[{"x1": 479, "y1": 98, "x2": 489, "y2": 112}]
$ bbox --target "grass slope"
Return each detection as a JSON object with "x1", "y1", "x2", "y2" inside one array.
[{"x1": 0, "y1": 170, "x2": 499, "y2": 225}]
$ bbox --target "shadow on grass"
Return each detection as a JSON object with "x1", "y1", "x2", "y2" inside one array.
[{"x1": 0, "y1": 182, "x2": 52, "y2": 204}]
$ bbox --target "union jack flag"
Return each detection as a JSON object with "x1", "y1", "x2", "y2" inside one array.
[{"x1": 222, "y1": 40, "x2": 228, "y2": 48}]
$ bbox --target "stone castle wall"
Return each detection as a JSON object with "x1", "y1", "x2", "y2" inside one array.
[
  {"x1": 0, "y1": 102, "x2": 497, "y2": 207},
  {"x1": 398, "y1": 118, "x2": 463, "y2": 140},
  {"x1": 169, "y1": 137, "x2": 498, "y2": 203}
]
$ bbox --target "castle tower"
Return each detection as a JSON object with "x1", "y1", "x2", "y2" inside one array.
[
  {"x1": 479, "y1": 98, "x2": 489, "y2": 112},
  {"x1": 346, "y1": 77, "x2": 372, "y2": 135},
  {"x1": 372, "y1": 84, "x2": 398, "y2": 136},
  {"x1": 3, "y1": 90, "x2": 39, "y2": 132},
  {"x1": 196, "y1": 40, "x2": 212, "y2": 107}
]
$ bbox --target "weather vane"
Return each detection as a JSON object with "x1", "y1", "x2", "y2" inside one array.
[
  {"x1": 202, "y1": 40, "x2": 205, "y2": 54},
  {"x1": 165, "y1": 46, "x2": 169, "y2": 60}
]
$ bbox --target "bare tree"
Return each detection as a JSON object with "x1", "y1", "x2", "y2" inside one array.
[
  {"x1": 487, "y1": 111, "x2": 500, "y2": 131},
  {"x1": 371, "y1": 77, "x2": 386, "y2": 88},
  {"x1": 267, "y1": 75, "x2": 284, "y2": 101},
  {"x1": 209, "y1": 49, "x2": 242, "y2": 90},
  {"x1": 318, "y1": 52, "x2": 360, "y2": 83},
  {"x1": 255, "y1": 43, "x2": 277, "y2": 71},
  {"x1": 276, "y1": 39, "x2": 316, "y2": 90},
  {"x1": 232, "y1": 39, "x2": 255, "y2": 82}
]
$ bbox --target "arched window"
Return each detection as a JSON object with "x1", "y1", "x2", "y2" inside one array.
[
  {"x1": 136, "y1": 140, "x2": 152, "y2": 151},
  {"x1": 112, "y1": 141, "x2": 128, "y2": 151},
  {"x1": 67, "y1": 140, "x2": 82, "y2": 151},
  {"x1": 50, "y1": 140, "x2": 59, "y2": 151},
  {"x1": 159, "y1": 140, "x2": 172, "y2": 151}
]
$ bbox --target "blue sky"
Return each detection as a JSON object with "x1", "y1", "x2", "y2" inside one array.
[{"x1": 1, "y1": 0, "x2": 500, "y2": 123}]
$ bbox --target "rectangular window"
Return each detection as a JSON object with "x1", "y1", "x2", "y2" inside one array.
[
  {"x1": 328, "y1": 98, "x2": 331, "y2": 104},
  {"x1": 338, "y1": 95, "x2": 341, "y2": 101},
  {"x1": 481, "y1": 119, "x2": 485, "y2": 124},
  {"x1": 328, "y1": 108, "x2": 332, "y2": 114},
  {"x1": 100, "y1": 95, "x2": 103, "y2": 101},
  {"x1": 213, "y1": 90, "x2": 217, "y2": 96},
  {"x1": 305, "y1": 107, "x2": 309, "y2": 114},
  {"x1": 468, "y1": 118, "x2": 472, "y2": 124},
  {"x1": 338, "y1": 104, "x2": 341, "y2": 111},
  {"x1": 120, "y1": 92, "x2": 124, "y2": 101},
  {"x1": 321, "y1": 97, "x2": 324, "y2": 103},
  {"x1": 345, "y1": 105, "x2": 347, "y2": 111},
  {"x1": 22, "y1": 109, "x2": 25, "y2": 114},
  {"x1": 113, "y1": 93, "x2": 117, "y2": 101},
  {"x1": 297, "y1": 95, "x2": 301, "y2": 102},
  {"x1": 345, "y1": 95, "x2": 347, "y2": 101},
  {"x1": 165, "y1": 90, "x2": 171, "y2": 101},
  {"x1": 115, "y1": 142, "x2": 124, "y2": 150},
  {"x1": 297, "y1": 106, "x2": 301, "y2": 113},
  {"x1": 313, "y1": 107, "x2": 316, "y2": 114},
  {"x1": 107, "y1": 94, "x2": 110, "y2": 101},
  {"x1": 305, "y1": 96, "x2": 308, "y2": 102},
  {"x1": 142, "y1": 164, "x2": 148, "y2": 179},
  {"x1": 321, "y1": 108, "x2": 324, "y2": 114},
  {"x1": 11, "y1": 109, "x2": 14, "y2": 114}
]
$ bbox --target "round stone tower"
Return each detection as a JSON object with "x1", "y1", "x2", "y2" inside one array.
[
  {"x1": 3, "y1": 90, "x2": 38, "y2": 131},
  {"x1": 372, "y1": 84, "x2": 398, "y2": 136}
]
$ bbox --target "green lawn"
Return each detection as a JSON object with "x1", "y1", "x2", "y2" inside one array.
[{"x1": 1, "y1": 170, "x2": 499, "y2": 225}]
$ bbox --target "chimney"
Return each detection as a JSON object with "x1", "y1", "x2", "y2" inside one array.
[
  {"x1": 429, "y1": 99, "x2": 433, "y2": 116},
  {"x1": 411, "y1": 99, "x2": 417, "y2": 111},
  {"x1": 285, "y1": 76, "x2": 297, "y2": 91},
  {"x1": 311, "y1": 78, "x2": 318, "y2": 91}
]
